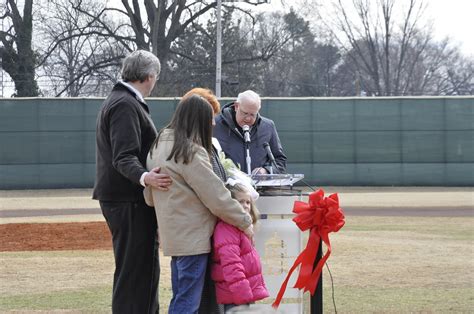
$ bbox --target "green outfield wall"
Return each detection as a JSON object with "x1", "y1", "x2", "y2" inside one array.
[{"x1": 0, "y1": 97, "x2": 472, "y2": 189}]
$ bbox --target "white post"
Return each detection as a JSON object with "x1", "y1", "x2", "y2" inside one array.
[
  {"x1": 0, "y1": 10, "x2": 4, "y2": 98},
  {"x1": 215, "y1": 0, "x2": 222, "y2": 97},
  {"x1": 216, "y1": 0, "x2": 270, "y2": 97}
]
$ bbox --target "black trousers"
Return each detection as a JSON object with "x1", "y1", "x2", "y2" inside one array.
[
  {"x1": 199, "y1": 239, "x2": 224, "y2": 314},
  {"x1": 100, "y1": 200, "x2": 160, "y2": 314}
]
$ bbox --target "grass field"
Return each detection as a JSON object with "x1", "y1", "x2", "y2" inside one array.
[
  {"x1": 1, "y1": 215, "x2": 473, "y2": 313},
  {"x1": 323, "y1": 216, "x2": 473, "y2": 313}
]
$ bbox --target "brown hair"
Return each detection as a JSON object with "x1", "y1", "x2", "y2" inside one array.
[
  {"x1": 183, "y1": 88, "x2": 221, "y2": 115},
  {"x1": 227, "y1": 183, "x2": 259, "y2": 226},
  {"x1": 152, "y1": 94, "x2": 213, "y2": 164}
]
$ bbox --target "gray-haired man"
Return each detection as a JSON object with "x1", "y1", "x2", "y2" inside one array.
[
  {"x1": 93, "y1": 50, "x2": 171, "y2": 313},
  {"x1": 214, "y1": 90, "x2": 287, "y2": 175}
]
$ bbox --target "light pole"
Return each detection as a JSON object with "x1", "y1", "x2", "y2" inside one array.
[
  {"x1": 0, "y1": 5, "x2": 4, "y2": 98},
  {"x1": 215, "y1": 0, "x2": 222, "y2": 97},
  {"x1": 215, "y1": 0, "x2": 270, "y2": 97}
]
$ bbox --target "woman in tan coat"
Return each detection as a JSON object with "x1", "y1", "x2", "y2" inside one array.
[{"x1": 145, "y1": 94, "x2": 253, "y2": 314}]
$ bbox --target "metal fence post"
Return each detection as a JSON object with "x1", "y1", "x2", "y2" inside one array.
[{"x1": 310, "y1": 240, "x2": 323, "y2": 314}]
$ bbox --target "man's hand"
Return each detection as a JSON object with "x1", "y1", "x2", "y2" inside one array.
[
  {"x1": 144, "y1": 167, "x2": 172, "y2": 191},
  {"x1": 252, "y1": 167, "x2": 268, "y2": 175}
]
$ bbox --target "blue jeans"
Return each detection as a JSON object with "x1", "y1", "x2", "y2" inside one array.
[{"x1": 169, "y1": 254, "x2": 208, "y2": 314}]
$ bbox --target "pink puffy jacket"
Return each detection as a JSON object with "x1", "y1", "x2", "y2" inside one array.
[{"x1": 211, "y1": 221, "x2": 269, "y2": 305}]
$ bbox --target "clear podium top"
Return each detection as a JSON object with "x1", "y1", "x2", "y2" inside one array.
[{"x1": 252, "y1": 173, "x2": 304, "y2": 187}]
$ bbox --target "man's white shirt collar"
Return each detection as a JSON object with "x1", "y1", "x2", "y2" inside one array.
[{"x1": 119, "y1": 80, "x2": 145, "y2": 103}]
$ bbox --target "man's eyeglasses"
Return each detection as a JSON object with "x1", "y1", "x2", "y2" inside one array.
[{"x1": 238, "y1": 108, "x2": 258, "y2": 119}]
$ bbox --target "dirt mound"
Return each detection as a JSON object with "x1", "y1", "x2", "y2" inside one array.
[{"x1": 0, "y1": 222, "x2": 111, "y2": 251}]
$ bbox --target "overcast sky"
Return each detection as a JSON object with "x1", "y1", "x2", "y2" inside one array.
[
  {"x1": 254, "y1": 0, "x2": 474, "y2": 56},
  {"x1": 426, "y1": 0, "x2": 473, "y2": 56}
]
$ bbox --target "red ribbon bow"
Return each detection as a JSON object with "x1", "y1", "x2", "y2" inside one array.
[{"x1": 272, "y1": 189, "x2": 345, "y2": 309}]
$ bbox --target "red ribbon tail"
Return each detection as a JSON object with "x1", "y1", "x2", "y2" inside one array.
[
  {"x1": 293, "y1": 228, "x2": 320, "y2": 290},
  {"x1": 307, "y1": 231, "x2": 332, "y2": 295},
  {"x1": 271, "y1": 253, "x2": 304, "y2": 309}
]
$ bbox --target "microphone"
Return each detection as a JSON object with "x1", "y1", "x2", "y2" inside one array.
[
  {"x1": 263, "y1": 142, "x2": 276, "y2": 175},
  {"x1": 242, "y1": 125, "x2": 251, "y2": 143},
  {"x1": 243, "y1": 125, "x2": 251, "y2": 175},
  {"x1": 263, "y1": 142, "x2": 276, "y2": 164}
]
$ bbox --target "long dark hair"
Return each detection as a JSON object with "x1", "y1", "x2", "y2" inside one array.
[{"x1": 152, "y1": 94, "x2": 213, "y2": 164}]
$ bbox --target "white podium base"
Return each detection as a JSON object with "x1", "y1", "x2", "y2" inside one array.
[{"x1": 254, "y1": 192, "x2": 305, "y2": 313}]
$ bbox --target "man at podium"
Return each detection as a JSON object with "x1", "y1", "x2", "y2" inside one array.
[{"x1": 213, "y1": 90, "x2": 287, "y2": 175}]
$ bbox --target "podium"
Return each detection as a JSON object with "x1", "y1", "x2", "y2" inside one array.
[
  {"x1": 252, "y1": 173, "x2": 304, "y2": 188},
  {"x1": 252, "y1": 173, "x2": 306, "y2": 313}
]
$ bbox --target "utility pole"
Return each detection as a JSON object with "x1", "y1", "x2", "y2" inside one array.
[
  {"x1": 215, "y1": 0, "x2": 222, "y2": 97},
  {"x1": 216, "y1": 0, "x2": 270, "y2": 97},
  {"x1": 0, "y1": 5, "x2": 4, "y2": 98}
]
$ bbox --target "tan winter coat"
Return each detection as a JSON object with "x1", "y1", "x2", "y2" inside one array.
[{"x1": 144, "y1": 129, "x2": 252, "y2": 257}]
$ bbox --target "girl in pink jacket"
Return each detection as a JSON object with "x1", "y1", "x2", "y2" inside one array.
[{"x1": 211, "y1": 183, "x2": 269, "y2": 312}]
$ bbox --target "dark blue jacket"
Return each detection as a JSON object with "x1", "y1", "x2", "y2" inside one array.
[{"x1": 213, "y1": 102, "x2": 287, "y2": 174}]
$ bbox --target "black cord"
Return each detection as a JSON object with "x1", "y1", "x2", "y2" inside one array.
[
  {"x1": 325, "y1": 262, "x2": 338, "y2": 314},
  {"x1": 299, "y1": 178, "x2": 316, "y2": 191}
]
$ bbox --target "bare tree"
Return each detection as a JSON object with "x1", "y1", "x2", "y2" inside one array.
[
  {"x1": 71, "y1": 0, "x2": 276, "y2": 95},
  {"x1": 37, "y1": 0, "x2": 125, "y2": 97},
  {"x1": 1, "y1": 0, "x2": 39, "y2": 96},
  {"x1": 321, "y1": 0, "x2": 431, "y2": 96},
  {"x1": 423, "y1": 40, "x2": 474, "y2": 95},
  {"x1": 166, "y1": 8, "x2": 317, "y2": 96},
  {"x1": 258, "y1": 9, "x2": 341, "y2": 96},
  {"x1": 69, "y1": 1, "x2": 216, "y2": 95}
]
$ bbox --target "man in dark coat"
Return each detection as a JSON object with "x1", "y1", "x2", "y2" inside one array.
[
  {"x1": 93, "y1": 50, "x2": 172, "y2": 314},
  {"x1": 213, "y1": 90, "x2": 287, "y2": 175}
]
